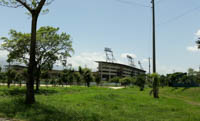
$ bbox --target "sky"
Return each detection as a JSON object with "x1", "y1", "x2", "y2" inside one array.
[{"x1": 0, "y1": 0, "x2": 200, "y2": 74}]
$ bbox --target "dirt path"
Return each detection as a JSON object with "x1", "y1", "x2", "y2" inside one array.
[
  {"x1": 161, "y1": 94, "x2": 200, "y2": 106},
  {"x1": 0, "y1": 118, "x2": 14, "y2": 121},
  {"x1": 109, "y1": 87, "x2": 125, "y2": 89},
  {"x1": 0, "y1": 83, "x2": 71, "y2": 87}
]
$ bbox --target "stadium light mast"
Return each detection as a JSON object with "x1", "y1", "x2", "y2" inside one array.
[{"x1": 151, "y1": 0, "x2": 156, "y2": 73}]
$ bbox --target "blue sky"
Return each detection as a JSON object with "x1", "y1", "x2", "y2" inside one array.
[{"x1": 0, "y1": 0, "x2": 200, "y2": 74}]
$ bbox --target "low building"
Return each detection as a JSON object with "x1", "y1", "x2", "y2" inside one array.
[
  {"x1": 4, "y1": 65, "x2": 27, "y2": 71},
  {"x1": 96, "y1": 61, "x2": 146, "y2": 81}
]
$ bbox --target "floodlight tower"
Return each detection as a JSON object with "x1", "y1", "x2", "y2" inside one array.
[
  {"x1": 138, "y1": 61, "x2": 144, "y2": 70},
  {"x1": 127, "y1": 55, "x2": 135, "y2": 67},
  {"x1": 104, "y1": 47, "x2": 115, "y2": 63}
]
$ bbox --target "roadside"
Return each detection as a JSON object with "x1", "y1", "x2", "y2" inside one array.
[{"x1": 0, "y1": 83, "x2": 70, "y2": 87}]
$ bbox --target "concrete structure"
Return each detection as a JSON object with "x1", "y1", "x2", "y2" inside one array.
[{"x1": 96, "y1": 61, "x2": 146, "y2": 81}]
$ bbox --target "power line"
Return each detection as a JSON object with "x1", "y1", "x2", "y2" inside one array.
[
  {"x1": 156, "y1": 0, "x2": 165, "y2": 4},
  {"x1": 158, "y1": 6, "x2": 200, "y2": 26},
  {"x1": 116, "y1": 0, "x2": 151, "y2": 8}
]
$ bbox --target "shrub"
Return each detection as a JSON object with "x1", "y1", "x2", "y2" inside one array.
[
  {"x1": 74, "y1": 72, "x2": 82, "y2": 85},
  {"x1": 82, "y1": 68, "x2": 94, "y2": 87},
  {"x1": 94, "y1": 73, "x2": 101, "y2": 86},
  {"x1": 110, "y1": 77, "x2": 121, "y2": 86},
  {"x1": 120, "y1": 77, "x2": 132, "y2": 87},
  {"x1": 136, "y1": 74, "x2": 146, "y2": 91}
]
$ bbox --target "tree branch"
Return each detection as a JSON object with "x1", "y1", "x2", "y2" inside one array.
[
  {"x1": 36, "y1": 0, "x2": 46, "y2": 13},
  {"x1": 15, "y1": 0, "x2": 32, "y2": 12}
]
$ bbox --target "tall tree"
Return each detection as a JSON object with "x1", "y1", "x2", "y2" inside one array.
[
  {"x1": 136, "y1": 74, "x2": 146, "y2": 91},
  {"x1": 120, "y1": 77, "x2": 131, "y2": 88},
  {"x1": 82, "y1": 68, "x2": 94, "y2": 87},
  {"x1": 188, "y1": 68, "x2": 195, "y2": 76},
  {"x1": 1, "y1": 26, "x2": 74, "y2": 91},
  {"x1": 0, "y1": 0, "x2": 53, "y2": 104},
  {"x1": 6, "y1": 69, "x2": 17, "y2": 88},
  {"x1": 74, "y1": 72, "x2": 82, "y2": 85}
]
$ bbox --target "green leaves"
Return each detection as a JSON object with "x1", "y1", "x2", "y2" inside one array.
[
  {"x1": 1, "y1": 30, "x2": 30, "y2": 64},
  {"x1": 1, "y1": 26, "x2": 74, "y2": 70}
]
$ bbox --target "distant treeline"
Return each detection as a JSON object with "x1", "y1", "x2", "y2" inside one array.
[{"x1": 0, "y1": 66, "x2": 199, "y2": 90}]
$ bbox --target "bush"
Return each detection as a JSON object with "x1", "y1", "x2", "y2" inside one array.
[
  {"x1": 82, "y1": 68, "x2": 94, "y2": 87},
  {"x1": 74, "y1": 72, "x2": 82, "y2": 85},
  {"x1": 0, "y1": 72, "x2": 6, "y2": 84},
  {"x1": 130, "y1": 77, "x2": 137, "y2": 86},
  {"x1": 94, "y1": 73, "x2": 101, "y2": 86},
  {"x1": 110, "y1": 77, "x2": 121, "y2": 86},
  {"x1": 136, "y1": 74, "x2": 146, "y2": 91},
  {"x1": 120, "y1": 77, "x2": 132, "y2": 87}
]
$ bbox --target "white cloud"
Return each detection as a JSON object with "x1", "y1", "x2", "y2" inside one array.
[
  {"x1": 0, "y1": 50, "x2": 8, "y2": 66},
  {"x1": 142, "y1": 58, "x2": 149, "y2": 63},
  {"x1": 67, "y1": 52, "x2": 105, "y2": 71},
  {"x1": 120, "y1": 53, "x2": 137, "y2": 59},
  {"x1": 195, "y1": 30, "x2": 200, "y2": 37},
  {"x1": 186, "y1": 45, "x2": 200, "y2": 52},
  {"x1": 52, "y1": 52, "x2": 190, "y2": 75},
  {"x1": 55, "y1": 52, "x2": 140, "y2": 71},
  {"x1": 0, "y1": 48, "x2": 188, "y2": 75},
  {"x1": 157, "y1": 65, "x2": 186, "y2": 75}
]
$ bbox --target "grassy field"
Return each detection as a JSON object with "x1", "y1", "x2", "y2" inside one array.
[{"x1": 0, "y1": 86, "x2": 200, "y2": 121}]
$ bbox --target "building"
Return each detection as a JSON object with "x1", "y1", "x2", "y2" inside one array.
[
  {"x1": 4, "y1": 65, "x2": 27, "y2": 72},
  {"x1": 96, "y1": 61, "x2": 146, "y2": 81}
]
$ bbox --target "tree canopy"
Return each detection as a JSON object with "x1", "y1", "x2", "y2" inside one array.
[
  {"x1": 0, "y1": 0, "x2": 53, "y2": 12},
  {"x1": 0, "y1": 0, "x2": 55, "y2": 104},
  {"x1": 1, "y1": 26, "x2": 74, "y2": 70},
  {"x1": 1, "y1": 26, "x2": 74, "y2": 91}
]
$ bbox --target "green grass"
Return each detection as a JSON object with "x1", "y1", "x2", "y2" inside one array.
[
  {"x1": 0, "y1": 86, "x2": 200, "y2": 121},
  {"x1": 160, "y1": 87, "x2": 200, "y2": 102}
]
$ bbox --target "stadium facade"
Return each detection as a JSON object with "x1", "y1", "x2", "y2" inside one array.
[{"x1": 96, "y1": 61, "x2": 146, "y2": 81}]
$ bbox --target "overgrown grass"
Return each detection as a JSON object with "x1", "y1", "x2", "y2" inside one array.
[
  {"x1": 160, "y1": 87, "x2": 200, "y2": 102},
  {"x1": 0, "y1": 86, "x2": 200, "y2": 121}
]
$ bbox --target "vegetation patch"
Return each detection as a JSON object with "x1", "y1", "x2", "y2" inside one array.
[{"x1": 0, "y1": 86, "x2": 200, "y2": 121}]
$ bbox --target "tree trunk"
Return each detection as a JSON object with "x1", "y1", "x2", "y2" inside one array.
[
  {"x1": 36, "y1": 67, "x2": 41, "y2": 92},
  {"x1": 153, "y1": 77, "x2": 159, "y2": 98},
  {"x1": 46, "y1": 80, "x2": 48, "y2": 88},
  {"x1": 20, "y1": 80, "x2": 22, "y2": 87},
  {"x1": 87, "y1": 82, "x2": 90, "y2": 87},
  {"x1": 26, "y1": 13, "x2": 38, "y2": 104},
  {"x1": 7, "y1": 71, "x2": 11, "y2": 88},
  {"x1": 7, "y1": 80, "x2": 10, "y2": 88}
]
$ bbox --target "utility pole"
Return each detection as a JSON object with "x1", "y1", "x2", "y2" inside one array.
[
  {"x1": 151, "y1": 0, "x2": 156, "y2": 73},
  {"x1": 151, "y1": 0, "x2": 159, "y2": 99},
  {"x1": 149, "y1": 57, "x2": 151, "y2": 75}
]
